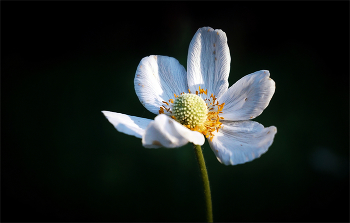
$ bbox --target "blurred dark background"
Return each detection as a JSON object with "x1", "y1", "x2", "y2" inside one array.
[{"x1": 2, "y1": 2, "x2": 349, "y2": 222}]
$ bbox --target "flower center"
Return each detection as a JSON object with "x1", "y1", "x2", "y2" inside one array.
[
  {"x1": 159, "y1": 87, "x2": 225, "y2": 141},
  {"x1": 173, "y1": 93, "x2": 208, "y2": 128}
]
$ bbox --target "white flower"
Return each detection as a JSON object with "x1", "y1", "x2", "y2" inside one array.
[{"x1": 102, "y1": 27, "x2": 277, "y2": 165}]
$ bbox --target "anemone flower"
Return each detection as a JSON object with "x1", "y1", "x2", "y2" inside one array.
[
  {"x1": 102, "y1": 27, "x2": 277, "y2": 165},
  {"x1": 102, "y1": 27, "x2": 277, "y2": 222}
]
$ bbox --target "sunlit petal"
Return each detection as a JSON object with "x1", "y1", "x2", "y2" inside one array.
[
  {"x1": 102, "y1": 111, "x2": 152, "y2": 138},
  {"x1": 134, "y1": 55, "x2": 188, "y2": 115},
  {"x1": 209, "y1": 120, "x2": 277, "y2": 165},
  {"x1": 219, "y1": 70, "x2": 275, "y2": 121},
  {"x1": 187, "y1": 27, "x2": 230, "y2": 98},
  {"x1": 142, "y1": 114, "x2": 205, "y2": 148}
]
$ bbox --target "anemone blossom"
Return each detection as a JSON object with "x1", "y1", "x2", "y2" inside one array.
[{"x1": 102, "y1": 27, "x2": 277, "y2": 165}]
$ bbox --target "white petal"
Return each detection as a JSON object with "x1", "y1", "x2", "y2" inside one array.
[
  {"x1": 134, "y1": 55, "x2": 188, "y2": 115},
  {"x1": 187, "y1": 27, "x2": 231, "y2": 98},
  {"x1": 209, "y1": 121, "x2": 277, "y2": 165},
  {"x1": 102, "y1": 111, "x2": 152, "y2": 138},
  {"x1": 142, "y1": 114, "x2": 205, "y2": 148},
  {"x1": 219, "y1": 70, "x2": 275, "y2": 121}
]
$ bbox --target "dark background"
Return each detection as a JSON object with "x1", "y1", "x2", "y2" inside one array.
[{"x1": 2, "y1": 2, "x2": 349, "y2": 222}]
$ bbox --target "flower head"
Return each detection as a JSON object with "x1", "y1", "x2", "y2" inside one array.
[{"x1": 102, "y1": 27, "x2": 277, "y2": 165}]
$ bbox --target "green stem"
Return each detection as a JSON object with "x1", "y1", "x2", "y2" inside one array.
[{"x1": 193, "y1": 144, "x2": 213, "y2": 223}]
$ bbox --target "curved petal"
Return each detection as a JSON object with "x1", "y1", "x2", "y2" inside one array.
[
  {"x1": 209, "y1": 120, "x2": 277, "y2": 165},
  {"x1": 134, "y1": 55, "x2": 188, "y2": 115},
  {"x1": 142, "y1": 114, "x2": 205, "y2": 148},
  {"x1": 187, "y1": 27, "x2": 231, "y2": 98},
  {"x1": 219, "y1": 70, "x2": 275, "y2": 121},
  {"x1": 102, "y1": 111, "x2": 152, "y2": 138}
]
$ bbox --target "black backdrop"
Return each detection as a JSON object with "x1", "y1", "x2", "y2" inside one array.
[{"x1": 2, "y1": 2, "x2": 349, "y2": 222}]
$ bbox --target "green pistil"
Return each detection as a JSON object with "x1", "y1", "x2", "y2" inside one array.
[{"x1": 173, "y1": 93, "x2": 208, "y2": 128}]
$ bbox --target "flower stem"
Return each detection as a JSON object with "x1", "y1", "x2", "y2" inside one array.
[{"x1": 193, "y1": 144, "x2": 213, "y2": 223}]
